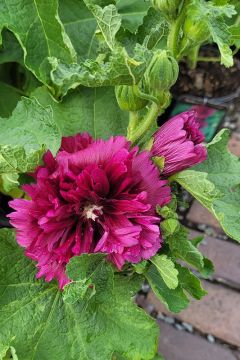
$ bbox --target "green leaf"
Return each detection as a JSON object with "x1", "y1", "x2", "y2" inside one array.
[
  {"x1": 0, "y1": 30, "x2": 23, "y2": 65},
  {"x1": 0, "y1": 228, "x2": 159, "y2": 360},
  {"x1": 59, "y1": 0, "x2": 149, "y2": 62},
  {"x1": 64, "y1": 254, "x2": 113, "y2": 304},
  {"x1": 176, "y1": 264, "x2": 207, "y2": 300},
  {"x1": 33, "y1": 86, "x2": 129, "y2": 138},
  {"x1": 197, "y1": 130, "x2": 240, "y2": 193},
  {"x1": 229, "y1": 24, "x2": 240, "y2": 47},
  {"x1": 174, "y1": 129, "x2": 240, "y2": 242},
  {"x1": 210, "y1": 17, "x2": 234, "y2": 67},
  {"x1": 137, "y1": 8, "x2": 168, "y2": 50},
  {"x1": 2, "y1": 346, "x2": 18, "y2": 360},
  {"x1": 59, "y1": 0, "x2": 98, "y2": 62},
  {"x1": 85, "y1": 3, "x2": 122, "y2": 50},
  {"x1": 0, "y1": 81, "x2": 21, "y2": 117},
  {"x1": 82, "y1": 0, "x2": 116, "y2": 6},
  {"x1": 50, "y1": 44, "x2": 151, "y2": 97},
  {"x1": 186, "y1": 1, "x2": 236, "y2": 67},
  {"x1": 191, "y1": 235, "x2": 204, "y2": 248},
  {"x1": 152, "y1": 355, "x2": 165, "y2": 360},
  {"x1": 145, "y1": 264, "x2": 189, "y2": 313},
  {"x1": 171, "y1": 169, "x2": 219, "y2": 211},
  {"x1": 201, "y1": 258, "x2": 215, "y2": 278},
  {"x1": 160, "y1": 218, "x2": 180, "y2": 237},
  {"x1": 167, "y1": 226, "x2": 204, "y2": 272},
  {"x1": 150, "y1": 255, "x2": 179, "y2": 289},
  {"x1": 116, "y1": 0, "x2": 150, "y2": 34},
  {"x1": 133, "y1": 260, "x2": 148, "y2": 274},
  {"x1": 0, "y1": 97, "x2": 61, "y2": 191},
  {"x1": 156, "y1": 196, "x2": 178, "y2": 219},
  {"x1": 0, "y1": 0, "x2": 76, "y2": 85},
  {"x1": 212, "y1": 190, "x2": 240, "y2": 242},
  {"x1": 166, "y1": 226, "x2": 214, "y2": 278}
]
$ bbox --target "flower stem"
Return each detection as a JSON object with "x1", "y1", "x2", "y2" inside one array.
[
  {"x1": 167, "y1": 3, "x2": 187, "y2": 58},
  {"x1": 127, "y1": 111, "x2": 139, "y2": 138},
  {"x1": 197, "y1": 56, "x2": 221, "y2": 62},
  {"x1": 128, "y1": 103, "x2": 161, "y2": 144},
  {"x1": 135, "y1": 87, "x2": 159, "y2": 105},
  {"x1": 187, "y1": 44, "x2": 200, "y2": 69}
]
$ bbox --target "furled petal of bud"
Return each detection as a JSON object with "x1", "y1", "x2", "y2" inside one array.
[{"x1": 152, "y1": 110, "x2": 207, "y2": 176}]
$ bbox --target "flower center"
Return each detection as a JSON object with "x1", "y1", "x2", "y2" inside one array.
[{"x1": 82, "y1": 204, "x2": 103, "y2": 221}]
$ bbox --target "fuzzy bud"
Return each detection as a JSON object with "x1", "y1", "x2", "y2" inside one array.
[
  {"x1": 115, "y1": 85, "x2": 148, "y2": 112},
  {"x1": 183, "y1": 17, "x2": 210, "y2": 45},
  {"x1": 145, "y1": 50, "x2": 179, "y2": 94},
  {"x1": 151, "y1": 0, "x2": 182, "y2": 19}
]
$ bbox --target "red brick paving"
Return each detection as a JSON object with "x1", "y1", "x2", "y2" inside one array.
[
  {"x1": 187, "y1": 132, "x2": 240, "y2": 232},
  {"x1": 187, "y1": 200, "x2": 222, "y2": 230},
  {"x1": 228, "y1": 132, "x2": 240, "y2": 157},
  {"x1": 148, "y1": 280, "x2": 240, "y2": 347},
  {"x1": 190, "y1": 230, "x2": 240, "y2": 289},
  {"x1": 158, "y1": 321, "x2": 239, "y2": 360}
]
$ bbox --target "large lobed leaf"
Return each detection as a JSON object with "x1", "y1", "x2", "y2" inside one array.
[
  {"x1": 59, "y1": 0, "x2": 98, "y2": 62},
  {"x1": 50, "y1": 44, "x2": 151, "y2": 97},
  {"x1": 0, "y1": 97, "x2": 61, "y2": 192},
  {"x1": 116, "y1": 0, "x2": 150, "y2": 34},
  {"x1": 83, "y1": 2, "x2": 122, "y2": 50},
  {"x1": 0, "y1": 82, "x2": 21, "y2": 117},
  {"x1": 0, "y1": 228, "x2": 159, "y2": 360},
  {"x1": 0, "y1": 85, "x2": 129, "y2": 195},
  {"x1": 33, "y1": 86, "x2": 129, "y2": 139},
  {"x1": 0, "y1": 0, "x2": 76, "y2": 85},
  {"x1": 174, "y1": 129, "x2": 240, "y2": 242},
  {"x1": 58, "y1": 0, "x2": 150, "y2": 64}
]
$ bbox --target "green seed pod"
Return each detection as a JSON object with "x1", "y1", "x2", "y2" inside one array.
[
  {"x1": 151, "y1": 0, "x2": 182, "y2": 19},
  {"x1": 183, "y1": 17, "x2": 210, "y2": 45},
  {"x1": 145, "y1": 50, "x2": 179, "y2": 93},
  {"x1": 115, "y1": 85, "x2": 148, "y2": 112}
]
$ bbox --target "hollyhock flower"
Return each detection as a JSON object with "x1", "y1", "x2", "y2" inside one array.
[
  {"x1": 152, "y1": 110, "x2": 207, "y2": 176},
  {"x1": 8, "y1": 134, "x2": 171, "y2": 288}
]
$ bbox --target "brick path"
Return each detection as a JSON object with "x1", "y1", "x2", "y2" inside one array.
[{"x1": 138, "y1": 131, "x2": 240, "y2": 359}]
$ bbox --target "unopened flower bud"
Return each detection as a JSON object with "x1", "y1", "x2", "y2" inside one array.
[
  {"x1": 115, "y1": 85, "x2": 148, "y2": 111},
  {"x1": 145, "y1": 50, "x2": 179, "y2": 94},
  {"x1": 151, "y1": 0, "x2": 181, "y2": 20},
  {"x1": 183, "y1": 17, "x2": 210, "y2": 45}
]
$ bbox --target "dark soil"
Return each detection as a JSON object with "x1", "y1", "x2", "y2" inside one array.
[
  {"x1": 0, "y1": 194, "x2": 12, "y2": 228},
  {"x1": 172, "y1": 48, "x2": 240, "y2": 98}
]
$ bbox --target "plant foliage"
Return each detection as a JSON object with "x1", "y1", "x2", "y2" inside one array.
[{"x1": 0, "y1": 0, "x2": 239, "y2": 359}]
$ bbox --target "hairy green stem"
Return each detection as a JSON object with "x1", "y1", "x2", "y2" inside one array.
[
  {"x1": 197, "y1": 47, "x2": 239, "y2": 63},
  {"x1": 128, "y1": 103, "x2": 161, "y2": 144},
  {"x1": 167, "y1": 2, "x2": 187, "y2": 58},
  {"x1": 134, "y1": 85, "x2": 159, "y2": 104},
  {"x1": 127, "y1": 111, "x2": 139, "y2": 139},
  {"x1": 187, "y1": 45, "x2": 200, "y2": 69},
  {"x1": 197, "y1": 56, "x2": 221, "y2": 62},
  {"x1": 232, "y1": 47, "x2": 239, "y2": 56}
]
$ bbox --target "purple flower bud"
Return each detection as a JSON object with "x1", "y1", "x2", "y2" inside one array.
[{"x1": 152, "y1": 110, "x2": 207, "y2": 176}]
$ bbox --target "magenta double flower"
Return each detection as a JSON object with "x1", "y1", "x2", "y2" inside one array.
[{"x1": 8, "y1": 111, "x2": 206, "y2": 288}]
